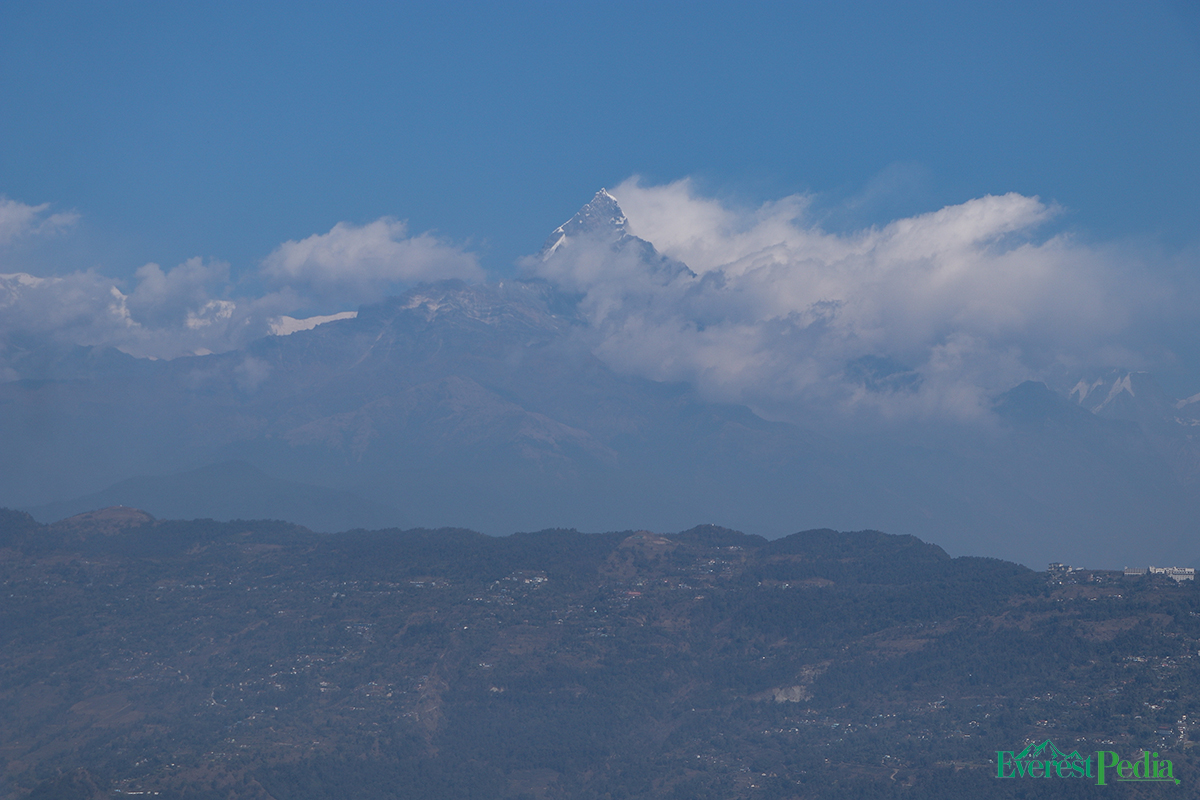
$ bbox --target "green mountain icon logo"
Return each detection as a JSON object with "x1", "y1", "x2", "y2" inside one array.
[{"x1": 1015, "y1": 740, "x2": 1084, "y2": 763}]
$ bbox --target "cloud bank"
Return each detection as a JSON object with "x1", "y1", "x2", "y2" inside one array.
[
  {"x1": 528, "y1": 177, "x2": 1155, "y2": 422},
  {"x1": 0, "y1": 182, "x2": 1175, "y2": 425},
  {"x1": 0, "y1": 260, "x2": 291, "y2": 362},
  {"x1": 0, "y1": 210, "x2": 482, "y2": 364}
]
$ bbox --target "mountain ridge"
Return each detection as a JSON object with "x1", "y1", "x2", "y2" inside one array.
[{"x1": 3, "y1": 193, "x2": 1200, "y2": 567}]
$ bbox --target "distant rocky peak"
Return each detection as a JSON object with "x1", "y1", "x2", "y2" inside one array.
[
  {"x1": 561, "y1": 189, "x2": 628, "y2": 235},
  {"x1": 1066, "y1": 369, "x2": 1177, "y2": 426},
  {"x1": 1069, "y1": 370, "x2": 1160, "y2": 408},
  {"x1": 1068, "y1": 373, "x2": 1137, "y2": 411},
  {"x1": 540, "y1": 189, "x2": 630, "y2": 258},
  {"x1": 535, "y1": 190, "x2": 697, "y2": 283}
]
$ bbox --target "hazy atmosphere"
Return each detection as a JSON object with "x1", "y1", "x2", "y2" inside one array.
[{"x1": 3, "y1": 1, "x2": 1200, "y2": 568}]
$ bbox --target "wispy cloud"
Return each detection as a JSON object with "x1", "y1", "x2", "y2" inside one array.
[{"x1": 0, "y1": 196, "x2": 78, "y2": 245}]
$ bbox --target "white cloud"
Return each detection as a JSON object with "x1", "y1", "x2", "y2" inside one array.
[
  {"x1": 0, "y1": 207, "x2": 483, "y2": 368},
  {"x1": 612, "y1": 178, "x2": 818, "y2": 274},
  {"x1": 261, "y1": 217, "x2": 484, "y2": 303},
  {"x1": 0, "y1": 271, "x2": 134, "y2": 344},
  {"x1": 126, "y1": 257, "x2": 232, "y2": 329},
  {"x1": 0, "y1": 196, "x2": 78, "y2": 245},
  {"x1": 529, "y1": 177, "x2": 1143, "y2": 423},
  {"x1": 0, "y1": 259, "x2": 298, "y2": 364}
]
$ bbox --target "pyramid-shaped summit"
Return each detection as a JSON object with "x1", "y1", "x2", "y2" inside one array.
[
  {"x1": 540, "y1": 189, "x2": 630, "y2": 258},
  {"x1": 537, "y1": 190, "x2": 697, "y2": 281}
]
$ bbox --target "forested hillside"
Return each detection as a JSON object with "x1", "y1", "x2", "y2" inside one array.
[{"x1": 1, "y1": 508, "x2": 1197, "y2": 799}]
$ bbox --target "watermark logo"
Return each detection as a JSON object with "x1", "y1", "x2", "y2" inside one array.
[
  {"x1": 996, "y1": 740, "x2": 1180, "y2": 786},
  {"x1": 998, "y1": 740, "x2": 1090, "y2": 779}
]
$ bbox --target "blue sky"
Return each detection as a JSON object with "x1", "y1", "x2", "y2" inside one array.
[{"x1": 2, "y1": 0, "x2": 1198, "y2": 281}]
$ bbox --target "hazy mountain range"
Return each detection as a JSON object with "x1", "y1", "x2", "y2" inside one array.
[{"x1": 3, "y1": 191, "x2": 1199, "y2": 568}]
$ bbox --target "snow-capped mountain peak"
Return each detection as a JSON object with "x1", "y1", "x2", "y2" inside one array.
[
  {"x1": 1070, "y1": 372, "x2": 1138, "y2": 411},
  {"x1": 539, "y1": 189, "x2": 630, "y2": 258},
  {"x1": 1066, "y1": 369, "x2": 1183, "y2": 430},
  {"x1": 1068, "y1": 377, "x2": 1106, "y2": 405},
  {"x1": 534, "y1": 190, "x2": 697, "y2": 287}
]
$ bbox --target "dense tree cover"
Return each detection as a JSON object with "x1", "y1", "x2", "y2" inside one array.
[{"x1": 1, "y1": 513, "x2": 1197, "y2": 799}]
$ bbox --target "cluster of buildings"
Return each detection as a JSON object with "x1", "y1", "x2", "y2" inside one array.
[
  {"x1": 1123, "y1": 566, "x2": 1196, "y2": 582},
  {"x1": 1047, "y1": 563, "x2": 1195, "y2": 582}
]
